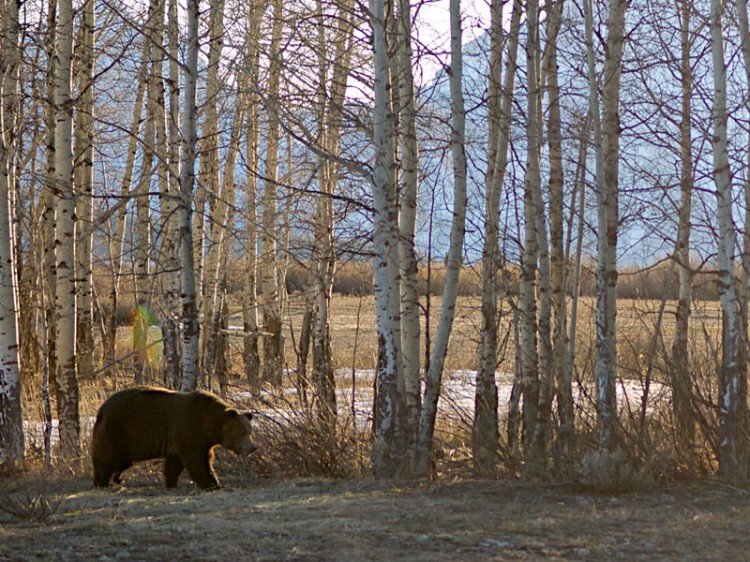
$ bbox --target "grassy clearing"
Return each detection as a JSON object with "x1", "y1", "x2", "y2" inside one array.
[
  {"x1": 3, "y1": 295, "x2": 746, "y2": 560},
  {"x1": 1, "y1": 477, "x2": 748, "y2": 561}
]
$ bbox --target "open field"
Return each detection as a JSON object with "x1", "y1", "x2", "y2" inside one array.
[
  {"x1": 4, "y1": 295, "x2": 738, "y2": 561},
  {"x1": 1, "y1": 477, "x2": 749, "y2": 561}
]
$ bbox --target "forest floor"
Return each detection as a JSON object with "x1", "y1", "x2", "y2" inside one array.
[{"x1": 1, "y1": 474, "x2": 749, "y2": 561}]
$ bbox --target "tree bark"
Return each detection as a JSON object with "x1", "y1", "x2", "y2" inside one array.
[
  {"x1": 0, "y1": 0, "x2": 24, "y2": 469},
  {"x1": 178, "y1": 0, "x2": 200, "y2": 391},
  {"x1": 370, "y1": 0, "x2": 403, "y2": 478},
  {"x1": 54, "y1": 0, "x2": 80, "y2": 456},
  {"x1": 474, "y1": 0, "x2": 522, "y2": 475},
  {"x1": 242, "y1": 0, "x2": 262, "y2": 390},
  {"x1": 671, "y1": 0, "x2": 695, "y2": 463},
  {"x1": 415, "y1": 0, "x2": 468, "y2": 477},
  {"x1": 73, "y1": 0, "x2": 95, "y2": 383},
  {"x1": 710, "y1": 0, "x2": 744, "y2": 483},
  {"x1": 260, "y1": 0, "x2": 285, "y2": 387}
]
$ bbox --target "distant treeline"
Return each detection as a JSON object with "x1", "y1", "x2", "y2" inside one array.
[{"x1": 282, "y1": 259, "x2": 722, "y2": 301}]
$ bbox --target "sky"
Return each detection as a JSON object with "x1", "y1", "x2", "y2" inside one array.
[{"x1": 413, "y1": 0, "x2": 492, "y2": 84}]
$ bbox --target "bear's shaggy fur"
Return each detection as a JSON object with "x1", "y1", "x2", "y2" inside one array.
[{"x1": 92, "y1": 386, "x2": 256, "y2": 490}]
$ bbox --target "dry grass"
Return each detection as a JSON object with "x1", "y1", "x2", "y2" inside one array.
[
  {"x1": 1, "y1": 477, "x2": 749, "y2": 561},
  {"x1": 4, "y1": 294, "x2": 748, "y2": 560}
]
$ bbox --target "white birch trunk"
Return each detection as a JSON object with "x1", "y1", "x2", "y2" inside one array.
[
  {"x1": 710, "y1": 0, "x2": 743, "y2": 482},
  {"x1": 243, "y1": 0, "x2": 262, "y2": 389},
  {"x1": 74, "y1": 0, "x2": 95, "y2": 382},
  {"x1": 54, "y1": 0, "x2": 80, "y2": 455},
  {"x1": 736, "y1": 0, "x2": 750, "y2": 472},
  {"x1": 42, "y1": 0, "x2": 57, "y2": 410},
  {"x1": 519, "y1": 0, "x2": 541, "y2": 470},
  {"x1": 671, "y1": 0, "x2": 695, "y2": 457},
  {"x1": 476, "y1": 0, "x2": 522, "y2": 470},
  {"x1": 473, "y1": 0, "x2": 504, "y2": 475},
  {"x1": 162, "y1": 0, "x2": 182, "y2": 388},
  {"x1": 0, "y1": 0, "x2": 24, "y2": 467},
  {"x1": 259, "y1": 0, "x2": 285, "y2": 387},
  {"x1": 197, "y1": 0, "x2": 225, "y2": 386},
  {"x1": 370, "y1": 0, "x2": 403, "y2": 478},
  {"x1": 178, "y1": 0, "x2": 200, "y2": 391},
  {"x1": 541, "y1": 0, "x2": 565, "y2": 465},
  {"x1": 415, "y1": 0, "x2": 468, "y2": 477},
  {"x1": 393, "y1": 0, "x2": 421, "y2": 470},
  {"x1": 588, "y1": 0, "x2": 627, "y2": 452}
]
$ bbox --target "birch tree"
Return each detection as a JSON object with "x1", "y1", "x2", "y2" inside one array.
[
  {"x1": 394, "y1": 0, "x2": 421, "y2": 471},
  {"x1": 671, "y1": 0, "x2": 695, "y2": 462},
  {"x1": 309, "y1": 0, "x2": 356, "y2": 427},
  {"x1": 590, "y1": 0, "x2": 628, "y2": 452},
  {"x1": 178, "y1": 0, "x2": 200, "y2": 391},
  {"x1": 74, "y1": 0, "x2": 95, "y2": 381},
  {"x1": 133, "y1": 0, "x2": 162, "y2": 382},
  {"x1": 0, "y1": 0, "x2": 24, "y2": 468},
  {"x1": 260, "y1": 0, "x2": 285, "y2": 387},
  {"x1": 242, "y1": 0, "x2": 263, "y2": 389},
  {"x1": 736, "y1": 0, "x2": 750, "y2": 473},
  {"x1": 473, "y1": 0, "x2": 522, "y2": 474},
  {"x1": 710, "y1": 0, "x2": 743, "y2": 483},
  {"x1": 54, "y1": 0, "x2": 80, "y2": 456},
  {"x1": 103, "y1": 21, "x2": 150, "y2": 367},
  {"x1": 541, "y1": 0, "x2": 566, "y2": 464},
  {"x1": 415, "y1": 0, "x2": 468, "y2": 477},
  {"x1": 197, "y1": 0, "x2": 226, "y2": 385},
  {"x1": 370, "y1": 0, "x2": 404, "y2": 478},
  {"x1": 162, "y1": 0, "x2": 182, "y2": 388},
  {"x1": 518, "y1": 0, "x2": 542, "y2": 472}
]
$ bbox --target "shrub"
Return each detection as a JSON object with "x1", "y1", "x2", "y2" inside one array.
[{"x1": 575, "y1": 449, "x2": 652, "y2": 493}]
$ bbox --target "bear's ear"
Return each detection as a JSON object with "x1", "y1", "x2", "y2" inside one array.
[{"x1": 242, "y1": 411, "x2": 253, "y2": 422}]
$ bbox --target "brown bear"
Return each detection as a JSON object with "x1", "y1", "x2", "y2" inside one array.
[{"x1": 92, "y1": 386, "x2": 257, "y2": 490}]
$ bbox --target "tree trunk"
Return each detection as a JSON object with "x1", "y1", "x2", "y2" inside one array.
[
  {"x1": 736, "y1": 0, "x2": 750, "y2": 480},
  {"x1": 160, "y1": 0, "x2": 181, "y2": 388},
  {"x1": 520, "y1": 0, "x2": 544, "y2": 474},
  {"x1": 197, "y1": 0, "x2": 226, "y2": 387},
  {"x1": 558, "y1": 113, "x2": 589, "y2": 473},
  {"x1": 260, "y1": 0, "x2": 285, "y2": 387},
  {"x1": 0, "y1": 0, "x2": 25, "y2": 469},
  {"x1": 133, "y1": 0, "x2": 161, "y2": 383},
  {"x1": 242, "y1": 0, "x2": 262, "y2": 390},
  {"x1": 104, "y1": 18, "x2": 150, "y2": 369},
  {"x1": 589, "y1": 0, "x2": 627, "y2": 453},
  {"x1": 43, "y1": 0, "x2": 58, "y2": 409},
  {"x1": 370, "y1": 0, "x2": 403, "y2": 478},
  {"x1": 474, "y1": 0, "x2": 522, "y2": 475},
  {"x1": 710, "y1": 0, "x2": 744, "y2": 483},
  {"x1": 671, "y1": 0, "x2": 695, "y2": 463},
  {"x1": 393, "y1": 0, "x2": 421, "y2": 474},
  {"x1": 415, "y1": 0, "x2": 468, "y2": 477},
  {"x1": 541, "y1": 0, "x2": 566, "y2": 471},
  {"x1": 202, "y1": 87, "x2": 244, "y2": 387},
  {"x1": 74, "y1": 0, "x2": 95, "y2": 383},
  {"x1": 54, "y1": 0, "x2": 80, "y2": 457},
  {"x1": 178, "y1": 0, "x2": 200, "y2": 391}
]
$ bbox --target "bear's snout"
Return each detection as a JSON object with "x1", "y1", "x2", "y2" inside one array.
[{"x1": 231, "y1": 440, "x2": 258, "y2": 456}]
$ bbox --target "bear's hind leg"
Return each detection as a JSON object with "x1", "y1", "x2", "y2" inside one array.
[{"x1": 164, "y1": 455, "x2": 184, "y2": 488}]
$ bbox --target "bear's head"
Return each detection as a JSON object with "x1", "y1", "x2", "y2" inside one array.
[{"x1": 222, "y1": 411, "x2": 257, "y2": 456}]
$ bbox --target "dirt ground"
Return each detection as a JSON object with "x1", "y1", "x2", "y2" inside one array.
[{"x1": 1, "y1": 473, "x2": 749, "y2": 562}]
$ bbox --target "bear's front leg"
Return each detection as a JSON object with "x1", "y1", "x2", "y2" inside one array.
[
  {"x1": 181, "y1": 451, "x2": 220, "y2": 490},
  {"x1": 164, "y1": 455, "x2": 184, "y2": 487}
]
